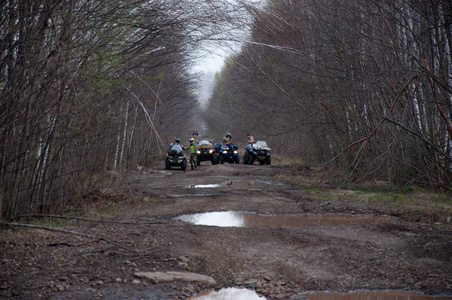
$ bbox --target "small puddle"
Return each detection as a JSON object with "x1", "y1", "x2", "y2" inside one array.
[
  {"x1": 190, "y1": 184, "x2": 224, "y2": 188},
  {"x1": 174, "y1": 211, "x2": 393, "y2": 228},
  {"x1": 166, "y1": 193, "x2": 219, "y2": 198},
  {"x1": 300, "y1": 290, "x2": 452, "y2": 300},
  {"x1": 190, "y1": 287, "x2": 264, "y2": 299},
  {"x1": 189, "y1": 180, "x2": 286, "y2": 190}
]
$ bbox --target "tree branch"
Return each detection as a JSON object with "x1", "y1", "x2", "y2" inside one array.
[
  {"x1": 14, "y1": 214, "x2": 166, "y2": 225},
  {"x1": 0, "y1": 221, "x2": 138, "y2": 254},
  {"x1": 383, "y1": 117, "x2": 452, "y2": 163}
]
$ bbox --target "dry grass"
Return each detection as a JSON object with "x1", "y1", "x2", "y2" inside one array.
[{"x1": 273, "y1": 165, "x2": 452, "y2": 227}]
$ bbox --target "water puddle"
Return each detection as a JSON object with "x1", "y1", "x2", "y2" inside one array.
[
  {"x1": 190, "y1": 287, "x2": 264, "y2": 299},
  {"x1": 174, "y1": 211, "x2": 393, "y2": 228},
  {"x1": 166, "y1": 193, "x2": 219, "y2": 198},
  {"x1": 149, "y1": 180, "x2": 285, "y2": 191},
  {"x1": 149, "y1": 184, "x2": 180, "y2": 188},
  {"x1": 190, "y1": 184, "x2": 224, "y2": 188},
  {"x1": 188, "y1": 289, "x2": 451, "y2": 300},
  {"x1": 188, "y1": 180, "x2": 286, "y2": 190},
  {"x1": 300, "y1": 290, "x2": 452, "y2": 300},
  {"x1": 253, "y1": 179, "x2": 286, "y2": 186}
]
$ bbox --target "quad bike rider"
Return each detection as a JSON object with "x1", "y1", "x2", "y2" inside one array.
[
  {"x1": 242, "y1": 135, "x2": 255, "y2": 164},
  {"x1": 246, "y1": 133, "x2": 255, "y2": 144},
  {"x1": 188, "y1": 137, "x2": 197, "y2": 170},
  {"x1": 165, "y1": 138, "x2": 187, "y2": 171},
  {"x1": 222, "y1": 132, "x2": 232, "y2": 144}
]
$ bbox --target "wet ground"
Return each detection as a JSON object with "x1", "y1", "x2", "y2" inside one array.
[{"x1": 1, "y1": 162, "x2": 451, "y2": 299}]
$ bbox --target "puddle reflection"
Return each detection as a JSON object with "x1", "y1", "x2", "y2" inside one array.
[
  {"x1": 190, "y1": 287, "x2": 264, "y2": 299},
  {"x1": 175, "y1": 211, "x2": 393, "y2": 228},
  {"x1": 188, "y1": 180, "x2": 286, "y2": 190},
  {"x1": 166, "y1": 193, "x2": 219, "y2": 198},
  {"x1": 301, "y1": 290, "x2": 452, "y2": 300},
  {"x1": 190, "y1": 184, "x2": 223, "y2": 188},
  {"x1": 188, "y1": 289, "x2": 450, "y2": 300}
]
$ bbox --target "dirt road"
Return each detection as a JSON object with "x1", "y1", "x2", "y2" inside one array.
[{"x1": 1, "y1": 162, "x2": 451, "y2": 299}]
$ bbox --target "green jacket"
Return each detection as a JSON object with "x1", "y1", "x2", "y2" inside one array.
[{"x1": 188, "y1": 144, "x2": 196, "y2": 154}]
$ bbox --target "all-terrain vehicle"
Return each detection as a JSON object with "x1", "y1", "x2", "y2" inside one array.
[
  {"x1": 213, "y1": 143, "x2": 222, "y2": 164},
  {"x1": 243, "y1": 140, "x2": 271, "y2": 165},
  {"x1": 196, "y1": 140, "x2": 217, "y2": 165},
  {"x1": 219, "y1": 142, "x2": 240, "y2": 164},
  {"x1": 165, "y1": 144, "x2": 187, "y2": 171}
]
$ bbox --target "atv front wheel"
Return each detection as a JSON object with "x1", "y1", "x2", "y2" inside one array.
[
  {"x1": 212, "y1": 153, "x2": 219, "y2": 165},
  {"x1": 181, "y1": 159, "x2": 187, "y2": 171},
  {"x1": 266, "y1": 156, "x2": 271, "y2": 165},
  {"x1": 165, "y1": 159, "x2": 170, "y2": 170},
  {"x1": 249, "y1": 155, "x2": 255, "y2": 165}
]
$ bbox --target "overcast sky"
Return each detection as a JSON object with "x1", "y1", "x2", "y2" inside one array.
[
  {"x1": 191, "y1": 35, "x2": 243, "y2": 74},
  {"x1": 191, "y1": 0, "x2": 264, "y2": 73}
]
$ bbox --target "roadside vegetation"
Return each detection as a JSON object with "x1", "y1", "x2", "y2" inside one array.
[{"x1": 272, "y1": 160, "x2": 452, "y2": 228}]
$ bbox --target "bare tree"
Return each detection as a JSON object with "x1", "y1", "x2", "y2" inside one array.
[
  {"x1": 0, "y1": 0, "x2": 246, "y2": 220},
  {"x1": 207, "y1": 0, "x2": 452, "y2": 188}
]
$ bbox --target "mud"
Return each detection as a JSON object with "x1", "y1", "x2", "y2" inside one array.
[{"x1": 1, "y1": 163, "x2": 451, "y2": 299}]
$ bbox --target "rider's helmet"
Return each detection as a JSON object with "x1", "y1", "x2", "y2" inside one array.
[
  {"x1": 189, "y1": 138, "x2": 195, "y2": 144},
  {"x1": 225, "y1": 132, "x2": 231, "y2": 138},
  {"x1": 175, "y1": 138, "x2": 180, "y2": 143}
]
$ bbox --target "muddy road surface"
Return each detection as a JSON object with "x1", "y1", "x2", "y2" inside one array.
[{"x1": 1, "y1": 163, "x2": 451, "y2": 299}]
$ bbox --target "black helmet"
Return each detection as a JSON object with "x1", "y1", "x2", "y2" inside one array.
[
  {"x1": 225, "y1": 132, "x2": 231, "y2": 138},
  {"x1": 175, "y1": 138, "x2": 180, "y2": 143}
]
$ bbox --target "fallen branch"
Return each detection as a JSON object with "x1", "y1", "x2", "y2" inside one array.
[
  {"x1": 78, "y1": 246, "x2": 163, "y2": 258},
  {"x1": 14, "y1": 214, "x2": 166, "y2": 225},
  {"x1": 48, "y1": 242, "x2": 73, "y2": 247},
  {"x1": 0, "y1": 221, "x2": 138, "y2": 255},
  {"x1": 76, "y1": 249, "x2": 135, "y2": 257}
]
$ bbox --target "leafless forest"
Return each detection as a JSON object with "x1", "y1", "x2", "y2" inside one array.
[
  {"x1": 0, "y1": 0, "x2": 246, "y2": 220},
  {"x1": 1, "y1": 0, "x2": 451, "y2": 221},
  {"x1": 206, "y1": 0, "x2": 452, "y2": 188}
]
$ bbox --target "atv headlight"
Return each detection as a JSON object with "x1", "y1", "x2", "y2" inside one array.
[
  {"x1": 197, "y1": 151, "x2": 201, "y2": 154},
  {"x1": 209, "y1": 149, "x2": 213, "y2": 154},
  {"x1": 223, "y1": 150, "x2": 227, "y2": 154},
  {"x1": 234, "y1": 150, "x2": 238, "y2": 154}
]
